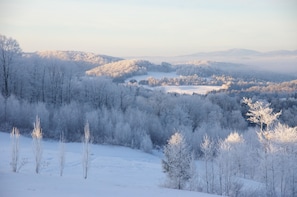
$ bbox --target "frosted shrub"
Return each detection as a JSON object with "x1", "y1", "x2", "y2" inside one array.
[{"x1": 140, "y1": 134, "x2": 153, "y2": 153}]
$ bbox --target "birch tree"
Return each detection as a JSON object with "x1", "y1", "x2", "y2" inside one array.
[
  {"x1": 10, "y1": 127, "x2": 20, "y2": 172},
  {"x1": 82, "y1": 121, "x2": 91, "y2": 179},
  {"x1": 216, "y1": 132, "x2": 244, "y2": 196},
  {"x1": 32, "y1": 116, "x2": 43, "y2": 174},
  {"x1": 59, "y1": 131, "x2": 65, "y2": 176},
  {"x1": 258, "y1": 123, "x2": 297, "y2": 197},
  {"x1": 200, "y1": 134, "x2": 215, "y2": 193}
]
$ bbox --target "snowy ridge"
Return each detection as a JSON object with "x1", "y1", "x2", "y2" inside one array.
[
  {"x1": 26, "y1": 50, "x2": 122, "y2": 65},
  {"x1": 86, "y1": 59, "x2": 154, "y2": 78}
]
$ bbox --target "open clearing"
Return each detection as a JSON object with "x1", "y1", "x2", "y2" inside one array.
[{"x1": 0, "y1": 132, "x2": 218, "y2": 197}]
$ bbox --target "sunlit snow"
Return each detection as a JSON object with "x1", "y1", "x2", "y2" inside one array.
[
  {"x1": 0, "y1": 132, "x2": 219, "y2": 197},
  {"x1": 126, "y1": 72, "x2": 224, "y2": 95}
]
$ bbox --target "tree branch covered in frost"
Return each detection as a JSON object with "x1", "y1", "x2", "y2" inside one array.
[
  {"x1": 242, "y1": 97, "x2": 281, "y2": 131},
  {"x1": 239, "y1": 98, "x2": 297, "y2": 196}
]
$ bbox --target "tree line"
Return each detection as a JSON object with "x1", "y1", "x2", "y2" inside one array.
[
  {"x1": 162, "y1": 99, "x2": 297, "y2": 197},
  {"x1": 1, "y1": 34, "x2": 296, "y2": 152}
]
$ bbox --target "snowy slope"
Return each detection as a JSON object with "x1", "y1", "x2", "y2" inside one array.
[
  {"x1": 0, "y1": 132, "x2": 219, "y2": 197},
  {"x1": 86, "y1": 59, "x2": 152, "y2": 78}
]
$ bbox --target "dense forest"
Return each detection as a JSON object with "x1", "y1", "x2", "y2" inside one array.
[{"x1": 1, "y1": 34, "x2": 297, "y2": 154}]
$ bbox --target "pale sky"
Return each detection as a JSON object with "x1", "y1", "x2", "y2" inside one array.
[{"x1": 1, "y1": 0, "x2": 297, "y2": 57}]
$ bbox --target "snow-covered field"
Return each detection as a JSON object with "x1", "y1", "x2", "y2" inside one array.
[
  {"x1": 0, "y1": 132, "x2": 218, "y2": 197},
  {"x1": 126, "y1": 72, "x2": 223, "y2": 95},
  {"x1": 126, "y1": 71, "x2": 179, "y2": 81},
  {"x1": 152, "y1": 85, "x2": 223, "y2": 95}
]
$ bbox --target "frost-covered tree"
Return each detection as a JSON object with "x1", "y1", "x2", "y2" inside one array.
[
  {"x1": 0, "y1": 34, "x2": 22, "y2": 99},
  {"x1": 32, "y1": 116, "x2": 43, "y2": 174},
  {"x1": 188, "y1": 154, "x2": 200, "y2": 192},
  {"x1": 243, "y1": 99, "x2": 297, "y2": 197},
  {"x1": 140, "y1": 134, "x2": 153, "y2": 153},
  {"x1": 242, "y1": 98, "x2": 281, "y2": 131},
  {"x1": 225, "y1": 132, "x2": 246, "y2": 176},
  {"x1": 162, "y1": 132, "x2": 193, "y2": 190},
  {"x1": 258, "y1": 123, "x2": 297, "y2": 197},
  {"x1": 10, "y1": 127, "x2": 20, "y2": 172},
  {"x1": 216, "y1": 132, "x2": 244, "y2": 196},
  {"x1": 59, "y1": 131, "x2": 65, "y2": 176},
  {"x1": 82, "y1": 121, "x2": 91, "y2": 179},
  {"x1": 0, "y1": 35, "x2": 22, "y2": 123},
  {"x1": 200, "y1": 134, "x2": 215, "y2": 193}
]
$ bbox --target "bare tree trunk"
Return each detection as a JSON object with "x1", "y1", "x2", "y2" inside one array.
[
  {"x1": 32, "y1": 116, "x2": 43, "y2": 174},
  {"x1": 82, "y1": 122, "x2": 91, "y2": 179},
  {"x1": 11, "y1": 127, "x2": 20, "y2": 172},
  {"x1": 59, "y1": 131, "x2": 65, "y2": 176}
]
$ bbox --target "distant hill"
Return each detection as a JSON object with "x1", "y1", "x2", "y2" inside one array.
[
  {"x1": 86, "y1": 59, "x2": 173, "y2": 81},
  {"x1": 86, "y1": 59, "x2": 152, "y2": 79},
  {"x1": 264, "y1": 50, "x2": 297, "y2": 56},
  {"x1": 24, "y1": 50, "x2": 123, "y2": 66},
  {"x1": 174, "y1": 60, "x2": 247, "y2": 77},
  {"x1": 187, "y1": 48, "x2": 297, "y2": 58},
  {"x1": 189, "y1": 49, "x2": 261, "y2": 57}
]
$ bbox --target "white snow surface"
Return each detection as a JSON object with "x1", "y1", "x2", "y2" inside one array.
[
  {"x1": 126, "y1": 71, "x2": 179, "y2": 81},
  {"x1": 126, "y1": 72, "x2": 223, "y2": 95},
  {"x1": 153, "y1": 85, "x2": 223, "y2": 95},
  {"x1": 0, "y1": 132, "x2": 218, "y2": 197}
]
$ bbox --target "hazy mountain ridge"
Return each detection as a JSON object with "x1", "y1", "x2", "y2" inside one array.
[
  {"x1": 21, "y1": 49, "x2": 296, "y2": 81},
  {"x1": 188, "y1": 48, "x2": 297, "y2": 57},
  {"x1": 179, "y1": 60, "x2": 247, "y2": 70}
]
